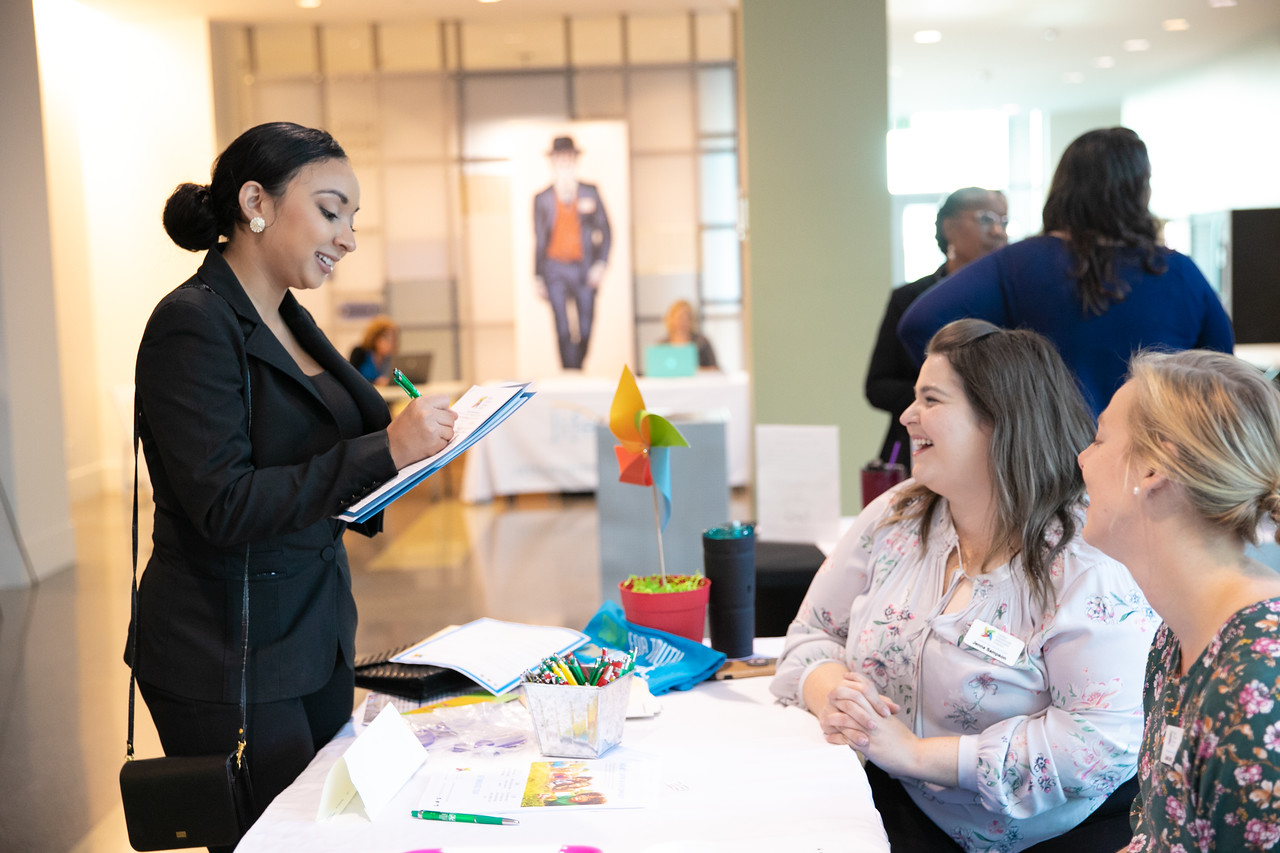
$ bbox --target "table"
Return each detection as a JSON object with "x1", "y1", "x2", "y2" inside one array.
[
  {"x1": 1235, "y1": 343, "x2": 1280, "y2": 377},
  {"x1": 460, "y1": 371, "x2": 751, "y2": 502},
  {"x1": 236, "y1": 668, "x2": 889, "y2": 852}
]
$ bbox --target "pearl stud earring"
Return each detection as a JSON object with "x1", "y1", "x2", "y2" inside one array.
[
  {"x1": 1133, "y1": 486, "x2": 1140, "y2": 496},
  {"x1": 249, "y1": 216, "x2": 265, "y2": 233}
]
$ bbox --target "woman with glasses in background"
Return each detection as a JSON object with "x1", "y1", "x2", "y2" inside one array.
[
  {"x1": 865, "y1": 187, "x2": 1007, "y2": 471},
  {"x1": 898, "y1": 127, "x2": 1233, "y2": 418}
]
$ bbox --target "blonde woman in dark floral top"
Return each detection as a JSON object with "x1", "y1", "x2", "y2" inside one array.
[{"x1": 1077, "y1": 349, "x2": 1280, "y2": 852}]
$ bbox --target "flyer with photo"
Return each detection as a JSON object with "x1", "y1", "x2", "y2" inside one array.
[{"x1": 417, "y1": 758, "x2": 655, "y2": 813}]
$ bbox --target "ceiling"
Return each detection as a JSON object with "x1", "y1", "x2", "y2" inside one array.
[{"x1": 72, "y1": 0, "x2": 1280, "y2": 120}]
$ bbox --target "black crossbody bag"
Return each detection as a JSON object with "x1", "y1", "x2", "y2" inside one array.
[{"x1": 120, "y1": 314, "x2": 255, "y2": 850}]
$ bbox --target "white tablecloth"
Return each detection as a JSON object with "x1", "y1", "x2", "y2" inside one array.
[
  {"x1": 236, "y1": 672, "x2": 888, "y2": 853},
  {"x1": 461, "y1": 372, "x2": 751, "y2": 502}
]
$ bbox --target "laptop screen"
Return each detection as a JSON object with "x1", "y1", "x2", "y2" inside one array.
[
  {"x1": 644, "y1": 343, "x2": 698, "y2": 378},
  {"x1": 390, "y1": 352, "x2": 432, "y2": 385}
]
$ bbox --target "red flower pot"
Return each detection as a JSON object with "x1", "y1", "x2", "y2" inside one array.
[{"x1": 618, "y1": 575, "x2": 711, "y2": 643}]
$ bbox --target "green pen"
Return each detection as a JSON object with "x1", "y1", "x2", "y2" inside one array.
[
  {"x1": 410, "y1": 809, "x2": 518, "y2": 826},
  {"x1": 392, "y1": 368, "x2": 420, "y2": 399}
]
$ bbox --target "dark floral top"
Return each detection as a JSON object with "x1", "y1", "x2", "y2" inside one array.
[{"x1": 1128, "y1": 599, "x2": 1280, "y2": 852}]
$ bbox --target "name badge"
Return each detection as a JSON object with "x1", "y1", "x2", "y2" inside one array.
[
  {"x1": 962, "y1": 619, "x2": 1025, "y2": 666},
  {"x1": 1161, "y1": 725, "x2": 1184, "y2": 764}
]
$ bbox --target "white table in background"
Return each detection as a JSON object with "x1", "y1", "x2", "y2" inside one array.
[{"x1": 460, "y1": 371, "x2": 751, "y2": 503}]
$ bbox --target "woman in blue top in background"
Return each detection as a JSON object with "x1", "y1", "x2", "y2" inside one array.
[
  {"x1": 348, "y1": 315, "x2": 397, "y2": 385},
  {"x1": 898, "y1": 127, "x2": 1233, "y2": 417}
]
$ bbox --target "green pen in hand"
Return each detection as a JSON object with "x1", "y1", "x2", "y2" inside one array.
[
  {"x1": 392, "y1": 368, "x2": 420, "y2": 399},
  {"x1": 410, "y1": 809, "x2": 518, "y2": 826}
]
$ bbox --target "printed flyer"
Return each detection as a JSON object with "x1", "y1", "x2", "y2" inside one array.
[{"x1": 418, "y1": 758, "x2": 655, "y2": 813}]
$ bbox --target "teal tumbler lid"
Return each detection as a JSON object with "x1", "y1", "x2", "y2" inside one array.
[{"x1": 704, "y1": 521, "x2": 755, "y2": 539}]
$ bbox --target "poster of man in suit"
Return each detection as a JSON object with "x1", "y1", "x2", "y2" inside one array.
[
  {"x1": 534, "y1": 136, "x2": 611, "y2": 370},
  {"x1": 511, "y1": 122, "x2": 631, "y2": 378}
]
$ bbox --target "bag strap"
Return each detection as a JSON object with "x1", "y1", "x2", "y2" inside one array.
[{"x1": 128, "y1": 309, "x2": 252, "y2": 769}]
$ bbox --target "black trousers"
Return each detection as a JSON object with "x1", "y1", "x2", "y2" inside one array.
[
  {"x1": 865, "y1": 761, "x2": 1137, "y2": 852},
  {"x1": 140, "y1": 653, "x2": 354, "y2": 852}
]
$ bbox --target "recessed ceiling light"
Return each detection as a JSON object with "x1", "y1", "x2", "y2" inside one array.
[
  {"x1": 1093, "y1": 56, "x2": 1116, "y2": 69},
  {"x1": 1064, "y1": 71, "x2": 1085, "y2": 84},
  {"x1": 913, "y1": 30, "x2": 943, "y2": 45},
  {"x1": 1208, "y1": 0, "x2": 1238, "y2": 7},
  {"x1": 1163, "y1": 18, "x2": 1191, "y2": 31},
  {"x1": 296, "y1": 0, "x2": 320, "y2": 7},
  {"x1": 478, "y1": 0, "x2": 503, "y2": 4},
  {"x1": 1123, "y1": 38, "x2": 1150, "y2": 52}
]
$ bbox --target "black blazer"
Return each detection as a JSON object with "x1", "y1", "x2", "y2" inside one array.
[
  {"x1": 128, "y1": 248, "x2": 398, "y2": 704},
  {"x1": 864, "y1": 264, "x2": 947, "y2": 467}
]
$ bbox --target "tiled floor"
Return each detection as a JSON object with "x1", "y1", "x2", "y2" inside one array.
[{"x1": 0, "y1": 481, "x2": 746, "y2": 853}]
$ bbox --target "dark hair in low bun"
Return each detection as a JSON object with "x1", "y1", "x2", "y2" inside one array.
[
  {"x1": 163, "y1": 183, "x2": 219, "y2": 251},
  {"x1": 161, "y1": 122, "x2": 347, "y2": 252}
]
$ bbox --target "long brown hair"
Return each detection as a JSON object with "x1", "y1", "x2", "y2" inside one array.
[
  {"x1": 1041, "y1": 127, "x2": 1166, "y2": 316},
  {"x1": 886, "y1": 319, "x2": 1096, "y2": 610}
]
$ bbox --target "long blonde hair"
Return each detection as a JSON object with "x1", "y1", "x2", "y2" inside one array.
[{"x1": 1126, "y1": 350, "x2": 1280, "y2": 544}]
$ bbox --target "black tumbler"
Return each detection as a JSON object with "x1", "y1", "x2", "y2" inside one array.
[{"x1": 702, "y1": 522, "x2": 756, "y2": 659}]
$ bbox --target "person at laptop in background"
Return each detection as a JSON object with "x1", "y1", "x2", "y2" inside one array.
[
  {"x1": 533, "y1": 135, "x2": 611, "y2": 370},
  {"x1": 348, "y1": 314, "x2": 398, "y2": 385},
  {"x1": 660, "y1": 299, "x2": 718, "y2": 370}
]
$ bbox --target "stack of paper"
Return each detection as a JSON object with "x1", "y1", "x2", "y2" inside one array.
[
  {"x1": 390, "y1": 618, "x2": 589, "y2": 695},
  {"x1": 338, "y1": 382, "x2": 534, "y2": 523}
]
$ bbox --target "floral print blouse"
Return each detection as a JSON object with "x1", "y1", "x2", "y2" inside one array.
[
  {"x1": 1127, "y1": 599, "x2": 1280, "y2": 853},
  {"x1": 770, "y1": 487, "x2": 1158, "y2": 853}
]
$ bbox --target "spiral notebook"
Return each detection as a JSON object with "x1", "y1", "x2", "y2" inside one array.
[{"x1": 352, "y1": 645, "x2": 479, "y2": 702}]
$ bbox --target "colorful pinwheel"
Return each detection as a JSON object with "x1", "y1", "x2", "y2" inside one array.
[{"x1": 608, "y1": 365, "x2": 689, "y2": 581}]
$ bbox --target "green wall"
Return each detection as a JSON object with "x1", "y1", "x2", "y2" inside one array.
[{"x1": 741, "y1": 0, "x2": 892, "y2": 515}]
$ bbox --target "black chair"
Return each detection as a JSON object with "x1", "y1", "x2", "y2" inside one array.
[{"x1": 754, "y1": 541, "x2": 826, "y2": 638}]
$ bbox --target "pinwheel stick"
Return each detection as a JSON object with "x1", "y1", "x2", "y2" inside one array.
[{"x1": 651, "y1": 482, "x2": 667, "y2": 584}]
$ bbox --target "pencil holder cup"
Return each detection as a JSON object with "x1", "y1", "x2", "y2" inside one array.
[{"x1": 524, "y1": 674, "x2": 632, "y2": 759}]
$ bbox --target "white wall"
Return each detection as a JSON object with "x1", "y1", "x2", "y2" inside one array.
[
  {"x1": 1123, "y1": 31, "x2": 1280, "y2": 220},
  {"x1": 34, "y1": 0, "x2": 217, "y2": 499},
  {"x1": 0, "y1": 0, "x2": 75, "y2": 586}
]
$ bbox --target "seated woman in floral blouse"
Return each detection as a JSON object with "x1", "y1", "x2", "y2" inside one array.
[
  {"x1": 771, "y1": 319, "x2": 1158, "y2": 853},
  {"x1": 1077, "y1": 349, "x2": 1280, "y2": 852}
]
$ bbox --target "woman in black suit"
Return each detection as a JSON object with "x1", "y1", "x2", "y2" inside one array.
[{"x1": 129, "y1": 122, "x2": 457, "y2": 846}]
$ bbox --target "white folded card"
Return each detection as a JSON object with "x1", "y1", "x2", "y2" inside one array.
[
  {"x1": 318, "y1": 702, "x2": 426, "y2": 821},
  {"x1": 754, "y1": 424, "x2": 842, "y2": 544}
]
